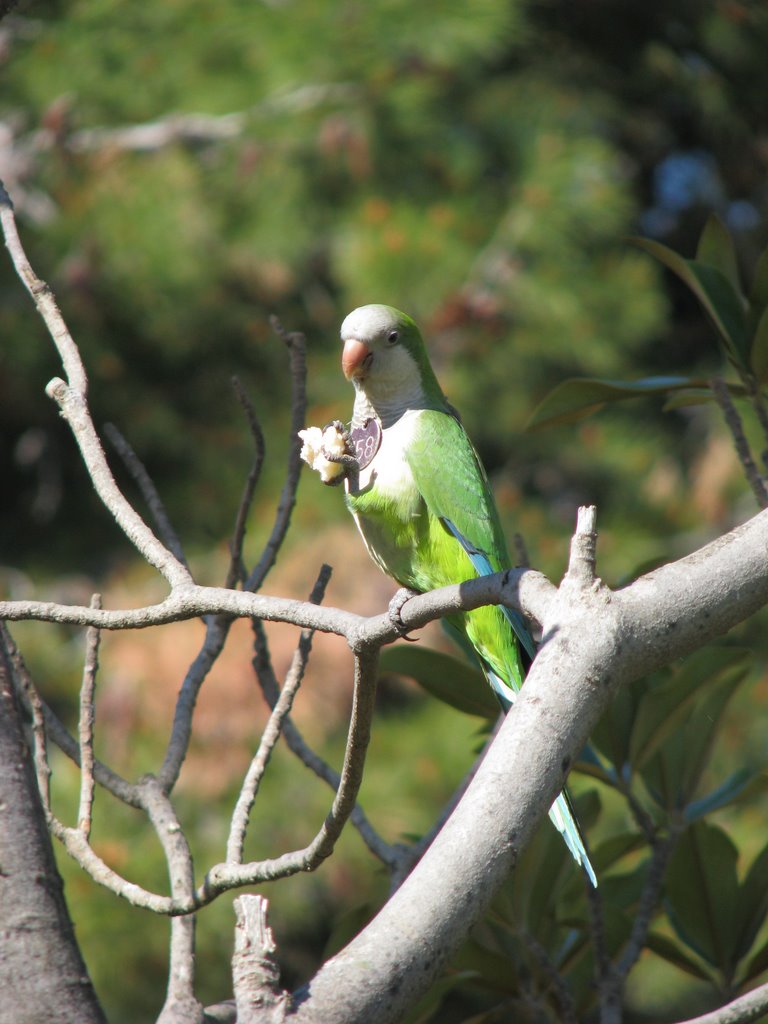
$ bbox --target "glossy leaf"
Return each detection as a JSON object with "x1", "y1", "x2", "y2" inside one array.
[
  {"x1": 685, "y1": 769, "x2": 768, "y2": 822},
  {"x1": 645, "y1": 931, "x2": 715, "y2": 982},
  {"x1": 527, "y1": 375, "x2": 699, "y2": 429},
  {"x1": 665, "y1": 821, "x2": 739, "y2": 972},
  {"x1": 696, "y1": 213, "x2": 742, "y2": 294},
  {"x1": 633, "y1": 237, "x2": 750, "y2": 368},
  {"x1": 640, "y1": 658, "x2": 748, "y2": 811},
  {"x1": 379, "y1": 645, "x2": 496, "y2": 718},
  {"x1": 749, "y1": 245, "x2": 768, "y2": 317},
  {"x1": 629, "y1": 648, "x2": 750, "y2": 770},
  {"x1": 734, "y1": 841, "x2": 768, "y2": 965},
  {"x1": 742, "y1": 938, "x2": 768, "y2": 986},
  {"x1": 750, "y1": 305, "x2": 768, "y2": 384},
  {"x1": 663, "y1": 381, "x2": 748, "y2": 410}
]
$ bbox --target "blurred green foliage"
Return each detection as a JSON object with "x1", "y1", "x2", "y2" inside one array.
[{"x1": 3, "y1": 0, "x2": 768, "y2": 1021}]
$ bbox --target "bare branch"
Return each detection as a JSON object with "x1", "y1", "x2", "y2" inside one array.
[
  {"x1": 77, "y1": 595, "x2": 101, "y2": 837},
  {"x1": 0, "y1": 178, "x2": 87, "y2": 393},
  {"x1": 0, "y1": 621, "x2": 140, "y2": 805},
  {"x1": 201, "y1": 644, "x2": 380, "y2": 902},
  {"x1": 103, "y1": 422, "x2": 189, "y2": 569},
  {"x1": 250, "y1": 618, "x2": 400, "y2": 870},
  {"x1": 244, "y1": 319, "x2": 307, "y2": 594},
  {"x1": 227, "y1": 566, "x2": 332, "y2": 863},
  {"x1": 0, "y1": 182, "x2": 192, "y2": 587},
  {"x1": 159, "y1": 613, "x2": 232, "y2": 794},
  {"x1": 225, "y1": 378, "x2": 266, "y2": 589},
  {"x1": 284, "y1": 506, "x2": 768, "y2": 1024},
  {"x1": 141, "y1": 777, "x2": 204, "y2": 1024}
]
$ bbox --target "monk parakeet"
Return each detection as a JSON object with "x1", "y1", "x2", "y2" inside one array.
[{"x1": 304, "y1": 303, "x2": 595, "y2": 886}]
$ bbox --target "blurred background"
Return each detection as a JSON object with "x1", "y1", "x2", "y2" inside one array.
[{"x1": 2, "y1": 0, "x2": 768, "y2": 1020}]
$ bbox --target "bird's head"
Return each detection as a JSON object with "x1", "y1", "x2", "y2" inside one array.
[{"x1": 340, "y1": 304, "x2": 444, "y2": 416}]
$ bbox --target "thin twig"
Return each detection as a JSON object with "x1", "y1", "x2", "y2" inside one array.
[
  {"x1": 737, "y1": 369, "x2": 768, "y2": 462},
  {"x1": 0, "y1": 178, "x2": 87, "y2": 393},
  {"x1": 711, "y1": 376, "x2": 768, "y2": 508},
  {"x1": 77, "y1": 594, "x2": 101, "y2": 837},
  {"x1": 227, "y1": 627, "x2": 317, "y2": 861},
  {"x1": 225, "y1": 377, "x2": 266, "y2": 590},
  {"x1": 525, "y1": 931, "x2": 578, "y2": 1024},
  {"x1": 202, "y1": 644, "x2": 382, "y2": 903},
  {"x1": 227, "y1": 566, "x2": 333, "y2": 863},
  {"x1": 0, "y1": 621, "x2": 140, "y2": 806},
  {"x1": 2, "y1": 627, "x2": 52, "y2": 815},
  {"x1": 244, "y1": 319, "x2": 307, "y2": 593},
  {"x1": 592, "y1": 831, "x2": 679, "y2": 1024},
  {"x1": 0, "y1": 182, "x2": 192, "y2": 588},
  {"x1": 103, "y1": 422, "x2": 189, "y2": 569},
  {"x1": 158, "y1": 613, "x2": 232, "y2": 794},
  {"x1": 251, "y1": 617, "x2": 400, "y2": 871},
  {"x1": 140, "y1": 777, "x2": 203, "y2": 1022}
]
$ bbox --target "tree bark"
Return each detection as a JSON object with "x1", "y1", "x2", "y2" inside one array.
[{"x1": 0, "y1": 644, "x2": 105, "y2": 1024}]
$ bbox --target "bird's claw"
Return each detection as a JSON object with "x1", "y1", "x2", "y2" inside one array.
[{"x1": 388, "y1": 587, "x2": 419, "y2": 639}]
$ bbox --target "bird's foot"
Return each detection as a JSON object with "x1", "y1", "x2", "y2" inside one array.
[
  {"x1": 388, "y1": 587, "x2": 420, "y2": 639},
  {"x1": 320, "y1": 420, "x2": 357, "y2": 486}
]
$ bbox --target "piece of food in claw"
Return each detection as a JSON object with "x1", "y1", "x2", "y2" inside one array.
[{"x1": 298, "y1": 424, "x2": 347, "y2": 483}]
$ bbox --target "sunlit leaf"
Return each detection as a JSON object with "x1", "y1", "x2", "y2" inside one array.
[
  {"x1": 526, "y1": 375, "x2": 700, "y2": 429},
  {"x1": 665, "y1": 822, "x2": 739, "y2": 972},
  {"x1": 696, "y1": 213, "x2": 742, "y2": 294},
  {"x1": 379, "y1": 645, "x2": 496, "y2": 718},
  {"x1": 633, "y1": 237, "x2": 750, "y2": 368}
]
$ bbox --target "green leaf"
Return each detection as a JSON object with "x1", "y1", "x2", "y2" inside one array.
[
  {"x1": 750, "y1": 305, "x2": 768, "y2": 384},
  {"x1": 629, "y1": 648, "x2": 750, "y2": 770},
  {"x1": 640, "y1": 654, "x2": 749, "y2": 811},
  {"x1": 662, "y1": 381, "x2": 749, "y2": 411},
  {"x1": 633, "y1": 237, "x2": 750, "y2": 368},
  {"x1": 749, "y1": 245, "x2": 768, "y2": 316},
  {"x1": 591, "y1": 832, "x2": 647, "y2": 873},
  {"x1": 665, "y1": 821, "x2": 739, "y2": 972},
  {"x1": 685, "y1": 769, "x2": 768, "y2": 822},
  {"x1": 696, "y1": 213, "x2": 742, "y2": 294},
  {"x1": 379, "y1": 645, "x2": 496, "y2": 718},
  {"x1": 526, "y1": 375, "x2": 700, "y2": 429},
  {"x1": 645, "y1": 931, "x2": 715, "y2": 982},
  {"x1": 732, "y1": 840, "x2": 768, "y2": 965},
  {"x1": 742, "y1": 938, "x2": 768, "y2": 986}
]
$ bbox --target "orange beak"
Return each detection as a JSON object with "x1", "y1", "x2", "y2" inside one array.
[{"x1": 342, "y1": 338, "x2": 373, "y2": 380}]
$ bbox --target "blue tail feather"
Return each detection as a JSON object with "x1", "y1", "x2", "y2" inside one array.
[{"x1": 445, "y1": 518, "x2": 597, "y2": 887}]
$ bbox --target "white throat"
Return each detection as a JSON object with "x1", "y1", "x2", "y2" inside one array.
[{"x1": 351, "y1": 348, "x2": 427, "y2": 428}]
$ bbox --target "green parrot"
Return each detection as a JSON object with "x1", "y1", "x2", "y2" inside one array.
[{"x1": 337, "y1": 303, "x2": 596, "y2": 886}]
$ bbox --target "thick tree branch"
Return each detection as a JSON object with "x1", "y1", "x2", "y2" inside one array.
[{"x1": 283, "y1": 507, "x2": 768, "y2": 1024}]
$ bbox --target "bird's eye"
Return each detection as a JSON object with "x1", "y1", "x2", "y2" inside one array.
[{"x1": 387, "y1": 330, "x2": 399, "y2": 344}]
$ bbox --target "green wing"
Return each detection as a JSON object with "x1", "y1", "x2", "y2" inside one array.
[{"x1": 406, "y1": 410, "x2": 509, "y2": 569}]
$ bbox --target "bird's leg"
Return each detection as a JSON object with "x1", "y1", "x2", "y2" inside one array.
[{"x1": 387, "y1": 587, "x2": 420, "y2": 639}]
